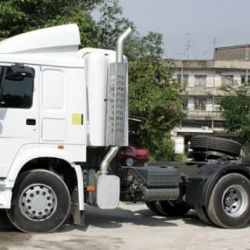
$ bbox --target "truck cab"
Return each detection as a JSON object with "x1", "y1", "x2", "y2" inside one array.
[{"x1": 0, "y1": 24, "x2": 131, "y2": 232}]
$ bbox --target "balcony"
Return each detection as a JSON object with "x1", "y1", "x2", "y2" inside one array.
[
  {"x1": 184, "y1": 87, "x2": 223, "y2": 96},
  {"x1": 186, "y1": 110, "x2": 223, "y2": 120}
]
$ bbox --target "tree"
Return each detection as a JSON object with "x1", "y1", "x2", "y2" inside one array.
[
  {"x1": 94, "y1": 0, "x2": 134, "y2": 49},
  {"x1": 94, "y1": 1, "x2": 184, "y2": 159},
  {"x1": 127, "y1": 33, "x2": 185, "y2": 160},
  {"x1": 93, "y1": 1, "x2": 184, "y2": 159},
  {"x1": 0, "y1": 0, "x2": 103, "y2": 46},
  {"x1": 219, "y1": 81, "x2": 250, "y2": 146}
]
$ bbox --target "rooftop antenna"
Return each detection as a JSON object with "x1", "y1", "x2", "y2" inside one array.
[
  {"x1": 185, "y1": 33, "x2": 193, "y2": 59},
  {"x1": 213, "y1": 37, "x2": 217, "y2": 59},
  {"x1": 213, "y1": 37, "x2": 217, "y2": 50}
]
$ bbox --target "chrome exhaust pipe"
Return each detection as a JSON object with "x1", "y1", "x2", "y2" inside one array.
[
  {"x1": 99, "y1": 28, "x2": 132, "y2": 175},
  {"x1": 116, "y1": 27, "x2": 133, "y2": 63},
  {"x1": 99, "y1": 146, "x2": 119, "y2": 175}
]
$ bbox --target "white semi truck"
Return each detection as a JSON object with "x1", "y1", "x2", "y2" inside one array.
[
  {"x1": 0, "y1": 24, "x2": 249, "y2": 233},
  {"x1": 0, "y1": 24, "x2": 132, "y2": 232}
]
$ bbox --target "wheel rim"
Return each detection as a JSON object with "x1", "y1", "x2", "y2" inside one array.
[
  {"x1": 19, "y1": 184, "x2": 57, "y2": 221},
  {"x1": 222, "y1": 185, "x2": 248, "y2": 217},
  {"x1": 126, "y1": 158, "x2": 134, "y2": 166}
]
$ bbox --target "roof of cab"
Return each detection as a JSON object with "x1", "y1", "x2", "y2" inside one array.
[
  {"x1": 0, "y1": 24, "x2": 86, "y2": 68},
  {"x1": 0, "y1": 24, "x2": 80, "y2": 54},
  {"x1": 0, "y1": 24, "x2": 119, "y2": 68}
]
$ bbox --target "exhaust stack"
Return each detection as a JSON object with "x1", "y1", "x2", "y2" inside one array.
[
  {"x1": 116, "y1": 27, "x2": 133, "y2": 63},
  {"x1": 101, "y1": 27, "x2": 133, "y2": 174},
  {"x1": 96, "y1": 27, "x2": 132, "y2": 209},
  {"x1": 99, "y1": 146, "x2": 119, "y2": 175}
]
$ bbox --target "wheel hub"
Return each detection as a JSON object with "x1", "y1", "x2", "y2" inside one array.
[
  {"x1": 126, "y1": 158, "x2": 134, "y2": 166},
  {"x1": 19, "y1": 184, "x2": 57, "y2": 221},
  {"x1": 222, "y1": 185, "x2": 248, "y2": 217}
]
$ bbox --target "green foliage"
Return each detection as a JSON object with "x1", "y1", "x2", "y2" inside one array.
[
  {"x1": 125, "y1": 32, "x2": 164, "y2": 61},
  {"x1": 127, "y1": 33, "x2": 185, "y2": 160},
  {"x1": 95, "y1": 0, "x2": 134, "y2": 49},
  {"x1": 219, "y1": 82, "x2": 250, "y2": 146},
  {"x1": 162, "y1": 135, "x2": 176, "y2": 161}
]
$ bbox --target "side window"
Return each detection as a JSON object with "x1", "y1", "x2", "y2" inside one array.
[{"x1": 0, "y1": 66, "x2": 34, "y2": 109}]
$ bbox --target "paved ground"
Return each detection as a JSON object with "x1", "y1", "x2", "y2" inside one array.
[{"x1": 0, "y1": 202, "x2": 250, "y2": 250}]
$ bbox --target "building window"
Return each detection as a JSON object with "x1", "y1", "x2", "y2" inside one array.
[
  {"x1": 177, "y1": 74, "x2": 189, "y2": 87},
  {"x1": 241, "y1": 75, "x2": 250, "y2": 84},
  {"x1": 194, "y1": 75, "x2": 207, "y2": 87},
  {"x1": 0, "y1": 66, "x2": 34, "y2": 109},
  {"x1": 221, "y1": 75, "x2": 234, "y2": 86},
  {"x1": 194, "y1": 97, "x2": 206, "y2": 111}
]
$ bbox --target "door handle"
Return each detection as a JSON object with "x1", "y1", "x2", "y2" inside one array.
[{"x1": 26, "y1": 119, "x2": 36, "y2": 126}]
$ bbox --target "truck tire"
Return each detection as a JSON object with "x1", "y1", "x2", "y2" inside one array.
[
  {"x1": 145, "y1": 201, "x2": 190, "y2": 217},
  {"x1": 206, "y1": 173, "x2": 250, "y2": 228},
  {"x1": 190, "y1": 136, "x2": 242, "y2": 157},
  {"x1": 145, "y1": 201, "x2": 166, "y2": 216},
  {"x1": 7, "y1": 169, "x2": 71, "y2": 232},
  {"x1": 194, "y1": 205, "x2": 213, "y2": 225},
  {"x1": 159, "y1": 201, "x2": 190, "y2": 217}
]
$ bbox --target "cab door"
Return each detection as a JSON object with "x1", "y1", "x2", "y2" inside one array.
[{"x1": 0, "y1": 65, "x2": 39, "y2": 177}]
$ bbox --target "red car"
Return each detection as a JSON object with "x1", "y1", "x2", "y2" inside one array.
[{"x1": 119, "y1": 145, "x2": 149, "y2": 166}]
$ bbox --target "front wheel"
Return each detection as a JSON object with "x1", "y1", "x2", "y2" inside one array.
[
  {"x1": 206, "y1": 173, "x2": 250, "y2": 228},
  {"x1": 7, "y1": 169, "x2": 71, "y2": 232}
]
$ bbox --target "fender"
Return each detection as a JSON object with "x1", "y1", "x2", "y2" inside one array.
[
  {"x1": 6, "y1": 144, "x2": 78, "y2": 184},
  {"x1": 186, "y1": 163, "x2": 250, "y2": 206},
  {"x1": 71, "y1": 163, "x2": 84, "y2": 211},
  {"x1": 2, "y1": 144, "x2": 85, "y2": 211}
]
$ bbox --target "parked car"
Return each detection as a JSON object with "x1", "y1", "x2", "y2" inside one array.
[{"x1": 119, "y1": 144, "x2": 149, "y2": 166}]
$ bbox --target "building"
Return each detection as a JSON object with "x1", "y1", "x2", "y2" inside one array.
[{"x1": 162, "y1": 45, "x2": 250, "y2": 154}]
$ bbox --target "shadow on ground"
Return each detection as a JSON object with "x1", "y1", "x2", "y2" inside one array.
[
  {"x1": 0, "y1": 204, "x2": 249, "y2": 234},
  {"x1": 59, "y1": 204, "x2": 215, "y2": 233}
]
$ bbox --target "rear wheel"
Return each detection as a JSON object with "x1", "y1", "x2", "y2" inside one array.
[
  {"x1": 159, "y1": 201, "x2": 190, "y2": 217},
  {"x1": 7, "y1": 169, "x2": 71, "y2": 232},
  {"x1": 195, "y1": 205, "x2": 212, "y2": 225},
  {"x1": 206, "y1": 173, "x2": 250, "y2": 228},
  {"x1": 145, "y1": 200, "x2": 190, "y2": 217},
  {"x1": 145, "y1": 201, "x2": 166, "y2": 216}
]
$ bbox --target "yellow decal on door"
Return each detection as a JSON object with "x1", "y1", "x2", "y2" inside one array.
[{"x1": 72, "y1": 113, "x2": 83, "y2": 125}]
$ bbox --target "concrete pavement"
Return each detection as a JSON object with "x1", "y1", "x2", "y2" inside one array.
[{"x1": 0, "y1": 202, "x2": 249, "y2": 250}]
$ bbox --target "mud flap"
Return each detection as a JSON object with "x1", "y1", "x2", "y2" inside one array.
[{"x1": 71, "y1": 188, "x2": 85, "y2": 225}]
